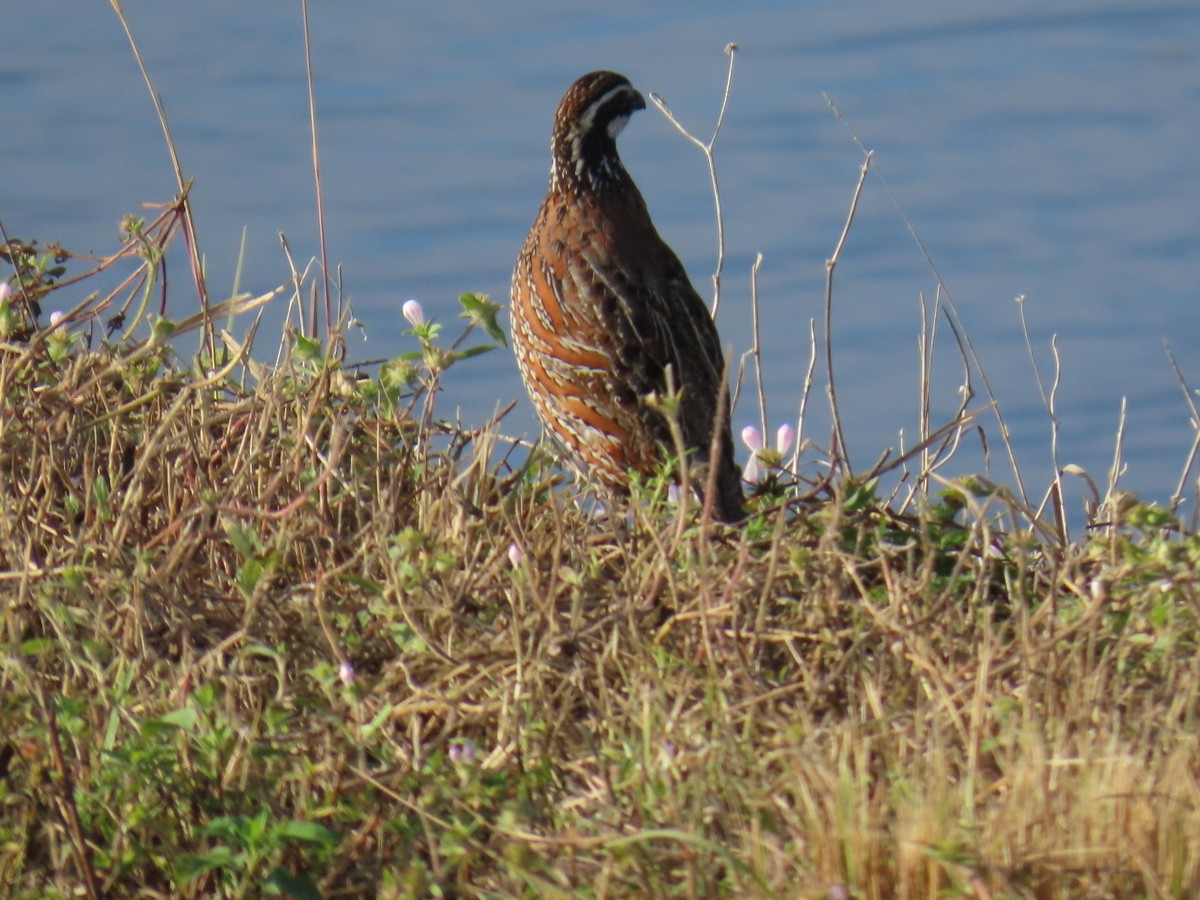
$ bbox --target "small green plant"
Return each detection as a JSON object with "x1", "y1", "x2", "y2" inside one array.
[{"x1": 177, "y1": 811, "x2": 338, "y2": 898}]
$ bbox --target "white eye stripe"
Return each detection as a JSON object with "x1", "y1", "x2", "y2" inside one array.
[
  {"x1": 570, "y1": 88, "x2": 634, "y2": 155},
  {"x1": 578, "y1": 85, "x2": 635, "y2": 132}
]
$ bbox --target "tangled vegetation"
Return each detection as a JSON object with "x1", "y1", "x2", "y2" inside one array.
[{"x1": 2, "y1": 208, "x2": 1199, "y2": 899}]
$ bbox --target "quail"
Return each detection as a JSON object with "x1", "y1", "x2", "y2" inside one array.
[{"x1": 511, "y1": 71, "x2": 745, "y2": 522}]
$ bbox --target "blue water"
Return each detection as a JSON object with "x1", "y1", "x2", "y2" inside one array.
[{"x1": 3, "y1": 1, "x2": 1199, "y2": 517}]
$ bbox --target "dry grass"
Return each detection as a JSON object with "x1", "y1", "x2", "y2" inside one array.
[{"x1": 2, "y1": 235, "x2": 1199, "y2": 898}]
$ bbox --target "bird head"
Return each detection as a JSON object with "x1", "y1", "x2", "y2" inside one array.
[{"x1": 550, "y1": 70, "x2": 646, "y2": 193}]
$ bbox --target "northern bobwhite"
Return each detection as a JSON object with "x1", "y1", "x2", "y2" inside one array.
[{"x1": 511, "y1": 70, "x2": 745, "y2": 522}]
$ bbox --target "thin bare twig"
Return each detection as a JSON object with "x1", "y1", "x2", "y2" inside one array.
[
  {"x1": 825, "y1": 149, "x2": 872, "y2": 475},
  {"x1": 825, "y1": 94, "x2": 1029, "y2": 506},
  {"x1": 918, "y1": 291, "x2": 932, "y2": 490},
  {"x1": 897, "y1": 281, "x2": 976, "y2": 512},
  {"x1": 1048, "y1": 335, "x2": 1066, "y2": 541},
  {"x1": 1102, "y1": 396, "x2": 1129, "y2": 520},
  {"x1": 1164, "y1": 340, "x2": 1200, "y2": 516},
  {"x1": 300, "y1": 0, "x2": 333, "y2": 340},
  {"x1": 38, "y1": 688, "x2": 101, "y2": 900},
  {"x1": 1017, "y1": 298, "x2": 1067, "y2": 541},
  {"x1": 749, "y1": 253, "x2": 768, "y2": 441},
  {"x1": 916, "y1": 285, "x2": 950, "y2": 496},
  {"x1": 859, "y1": 404, "x2": 988, "y2": 485},
  {"x1": 109, "y1": 0, "x2": 213, "y2": 360},
  {"x1": 650, "y1": 43, "x2": 738, "y2": 318},
  {"x1": 790, "y1": 318, "x2": 818, "y2": 478}
]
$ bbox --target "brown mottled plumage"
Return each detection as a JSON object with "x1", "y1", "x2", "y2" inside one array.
[{"x1": 511, "y1": 70, "x2": 744, "y2": 522}]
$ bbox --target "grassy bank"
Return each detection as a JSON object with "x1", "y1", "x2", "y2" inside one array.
[{"x1": 2, "y1": 223, "x2": 1199, "y2": 899}]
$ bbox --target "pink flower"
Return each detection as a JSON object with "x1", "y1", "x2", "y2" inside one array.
[
  {"x1": 775, "y1": 424, "x2": 795, "y2": 455},
  {"x1": 742, "y1": 426, "x2": 764, "y2": 484},
  {"x1": 507, "y1": 542, "x2": 524, "y2": 567},
  {"x1": 743, "y1": 460, "x2": 762, "y2": 485},
  {"x1": 338, "y1": 660, "x2": 355, "y2": 686},
  {"x1": 741, "y1": 425, "x2": 763, "y2": 453},
  {"x1": 402, "y1": 298, "x2": 425, "y2": 327},
  {"x1": 742, "y1": 422, "x2": 795, "y2": 485}
]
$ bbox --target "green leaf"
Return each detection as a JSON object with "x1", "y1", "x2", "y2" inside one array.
[
  {"x1": 177, "y1": 845, "x2": 236, "y2": 880},
  {"x1": 237, "y1": 558, "x2": 265, "y2": 594},
  {"x1": 294, "y1": 334, "x2": 323, "y2": 363},
  {"x1": 143, "y1": 707, "x2": 200, "y2": 735},
  {"x1": 227, "y1": 523, "x2": 262, "y2": 559},
  {"x1": 1129, "y1": 504, "x2": 1174, "y2": 530},
  {"x1": 0, "y1": 299, "x2": 16, "y2": 338},
  {"x1": 362, "y1": 704, "x2": 395, "y2": 740},
  {"x1": 244, "y1": 808, "x2": 271, "y2": 843},
  {"x1": 274, "y1": 820, "x2": 339, "y2": 848},
  {"x1": 843, "y1": 478, "x2": 878, "y2": 513},
  {"x1": 150, "y1": 316, "x2": 177, "y2": 344},
  {"x1": 264, "y1": 867, "x2": 323, "y2": 900},
  {"x1": 451, "y1": 343, "x2": 498, "y2": 362},
  {"x1": 201, "y1": 815, "x2": 249, "y2": 843},
  {"x1": 458, "y1": 292, "x2": 507, "y2": 345},
  {"x1": 343, "y1": 574, "x2": 384, "y2": 594},
  {"x1": 92, "y1": 474, "x2": 111, "y2": 508},
  {"x1": 410, "y1": 321, "x2": 443, "y2": 343},
  {"x1": 20, "y1": 637, "x2": 57, "y2": 656}
]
